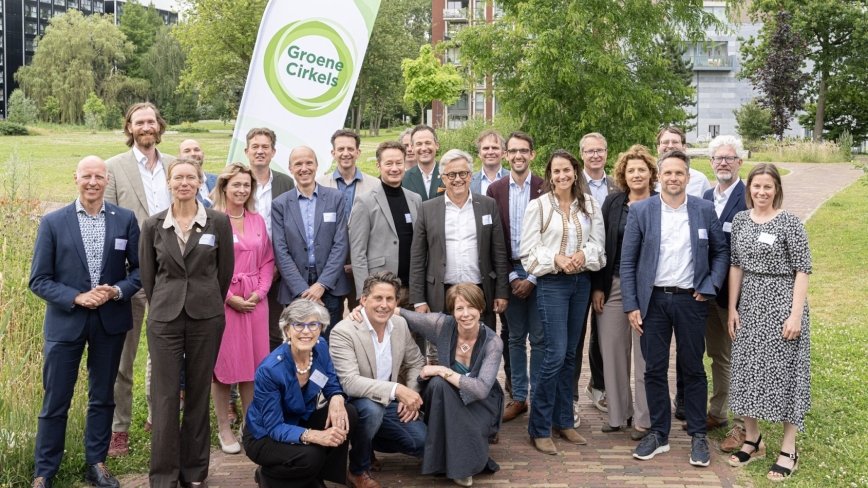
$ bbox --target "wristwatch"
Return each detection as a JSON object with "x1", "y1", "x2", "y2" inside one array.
[
  {"x1": 443, "y1": 368, "x2": 455, "y2": 379},
  {"x1": 112, "y1": 285, "x2": 123, "y2": 301}
]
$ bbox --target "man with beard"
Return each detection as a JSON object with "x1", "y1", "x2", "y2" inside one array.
[
  {"x1": 178, "y1": 139, "x2": 217, "y2": 207},
  {"x1": 104, "y1": 102, "x2": 175, "y2": 457},
  {"x1": 402, "y1": 125, "x2": 445, "y2": 202},
  {"x1": 317, "y1": 129, "x2": 379, "y2": 313},
  {"x1": 399, "y1": 127, "x2": 419, "y2": 170}
]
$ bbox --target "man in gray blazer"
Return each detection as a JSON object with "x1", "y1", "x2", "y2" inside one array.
[
  {"x1": 330, "y1": 271, "x2": 427, "y2": 488},
  {"x1": 620, "y1": 150, "x2": 728, "y2": 467},
  {"x1": 104, "y1": 102, "x2": 175, "y2": 457},
  {"x1": 469, "y1": 129, "x2": 508, "y2": 196},
  {"x1": 401, "y1": 125, "x2": 445, "y2": 201},
  {"x1": 272, "y1": 146, "x2": 350, "y2": 341},
  {"x1": 409, "y1": 149, "x2": 509, "y2": 332}
]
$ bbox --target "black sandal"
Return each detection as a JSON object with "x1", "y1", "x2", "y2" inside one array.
[
  {"x1": 728, "y1": 434, "x2": 765, "y2": 467},
  {"x1": 767, "y1": 450, "x2": 798, "y2": 482},
  {"x1": 601, "y1": 416, "x2": 632, "y2": 433}
]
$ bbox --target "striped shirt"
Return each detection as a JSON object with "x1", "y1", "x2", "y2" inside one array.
[{"x1": 508, "y1": 175, "x2": 536, "y2": 284}]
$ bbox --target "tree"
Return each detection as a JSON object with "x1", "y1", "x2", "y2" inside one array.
[
  {"x1": 83, "y1": 93, "x2": 107, "y2": 133},
  {"x1": 402, "y1": 44, "x2": 463, "y2": 127},
  {"x1": 734, "y1": 99, "x2": 773, "y2": 142},
  {"x1": 175, "y1": 0, "x2": 267, "y2": 115},
  {"x1": 14, "y1": 10, "x2": 134, "y2": 124},
  {"x1": 453, "y1": 0, "x2": 732, "y2": 159},
  {"x1": 40, "y1": 96, "x2": 61, "y2": 123},
  {"x1": 741, "y1": 0, "x2": 868, "y2": 141},
  {"x1": 7, "y1": 90, "x2": 38, "y2": 125},
  {"x1": 739, "y1": 9, "x2": 809, "y2": 140},
  {"x1": 118, "y1": 0, "x2": 164, "y2": 79},
  {"x1": 659, "y1": 33, "x2": 697, "y2": 132},
  {"x1": 142, "y1": 25, "x2": 197, "y2": 124}
]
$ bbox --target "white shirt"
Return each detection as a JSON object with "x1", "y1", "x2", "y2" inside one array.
[
  {"x1": 420, "y1": 164, "x2": 437, "y2": 195},
  {"x1": 133, "y1": 146, "x2": 170, "y2": 216},
  {"x1": 255, "y1": 170, "x2": 274, "y2": 237},
  {"x1": 713, "y1": 183, "x2": 737, "y2": 218},
  {"x1": 655, "y1": 167, "x2": 712, "y2": 198},
  {"x1": 654, "y1": 195, "x2": 694, "y2": 288},
  {"x1": 583, "y1": 170, "x2": 610, "y2": 206},
  {"x1": 443, "y1": 193, "x2": 481, "y2": 285},
  {"x1": 362, "y1": 310, "x2": 398, "y2": 400}
]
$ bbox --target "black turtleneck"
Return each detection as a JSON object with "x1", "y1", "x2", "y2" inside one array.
[{"x1": 382, "y1": 182, "x2": 414, "y2": 286}]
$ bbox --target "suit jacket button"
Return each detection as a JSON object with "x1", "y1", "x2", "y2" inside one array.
[{"x1": 393, "y1": 241, "x2": 397, "y2": 245}]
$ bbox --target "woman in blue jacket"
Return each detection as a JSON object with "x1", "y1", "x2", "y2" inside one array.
[{"x1": 243, "y1": 299, "x2": 357, "y2": 488}]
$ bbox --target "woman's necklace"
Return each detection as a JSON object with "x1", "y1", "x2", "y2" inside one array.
[
  {"x1": 295, "y1": 349, "x2": 314, "y2": 374},
  {"x1": 229, "y1": 209, "x2": 245, "y2": 219},
  {"x1": 458, "y1": 338, "x2": 475, "y2": 354}
]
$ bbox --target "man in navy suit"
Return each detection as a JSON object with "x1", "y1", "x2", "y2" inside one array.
[
  {"x1": 620, "y1": 150, "x2": 728, "y2": 467},
  {"x1": 29, "y1": 157, "x2": 142, "y2": 488},
  {"x1": 272, "y1": 146, "x2": 350, "y2": 341}
]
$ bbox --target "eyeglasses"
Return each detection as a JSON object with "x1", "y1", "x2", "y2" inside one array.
[
  {"x1": 507, "y1": 148, "x2": 532, "y2": 155},
  {"x1": 582, "y1": 149, "x2": 606, "y2": 156},
  {"x1": 289, "y1": 321, "x2": 323, "y2": 332},
  {"x1": 442, "y1": 171, "x2": 471, "y2": 180},
  {"x1": 658, "y1": 140, "x2": 683, "y2": 147},
  {"x1": 711, "y1": 156, "x2": 740, "y2": 164}
]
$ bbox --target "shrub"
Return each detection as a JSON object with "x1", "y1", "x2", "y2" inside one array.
[
  {"x1": 104, "y1": 106, "x2": 124, "y2": 130},
  {"x1": 82, "y1": 92, "x2": 106, "y2": 133},
  {"x1": 734, "y1": 99, "x2": 773, "y2": 143},
  {"x1": 7, "y1": 90, "x2": 38, "y2": 126},
  {"x1": 837, "y1": 130, "x2": 854, "y2": 163},
  {"x1": 40, "y1": 96, "x2": 61, "y2": 124},
  {"x1": 169, "y1": 122, "x2": 208, "y2": 133},
  {"x1": 751, "y1": 138, "x2": 848, "y2": 163},
  {"x1": 0, "y1": 122, "x2": 30, "y2": 136}
]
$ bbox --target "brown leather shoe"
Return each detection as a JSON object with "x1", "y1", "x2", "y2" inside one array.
[
  {"x1": 370, "y1": 451, "x2": 382, "y2": 472},
  {"x1": 552, "y1": 428, "x2": 588, "y2": 445},
  {"x1": 720, "y1": 425, "x2": 747, "y2": 452},
  {"x1": 346, "y1": 470, "x2": 381, "y2": 488},
  {"x1": 503, "y1": 400, "x2": 528, "y2": 422},
  {"x1": 530, "y1": 436, "x2": 558, "y2": 455},
  {"x1": 683, "y1": 413, "x2": 731, "y2": 431},
  {"x1": 143, "y1": 420, "x2": 152, "y2": 433},
  {"x1": 107, "y1": 432, "x2": 129, "y2": 457}
]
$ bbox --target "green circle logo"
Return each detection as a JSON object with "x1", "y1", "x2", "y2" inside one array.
[{"x1": 264, "y1": 19, "x2": 356, "y2": 117}]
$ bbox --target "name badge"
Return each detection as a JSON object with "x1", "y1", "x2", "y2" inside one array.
[
  {"x1": 405, "y1": 213, "x2": 413, "y2": 224},
  {"x1": 698, "y1": 229, "x2": 708, "y2": 239},
  {"x1": 310, "y1": 369, "x2": 328, "y2": 388},
  {"x1": 723, "y1": 222, "x2": 732, "y2": 233},
  {"x1": 233, "y1": 235, "x2": 239, "y2": 244},
  {"x1": 758, "y1": 232, "x2": 776, "y2": 245},
  {"x1": 482, "y1": 214, "x2": 492, "y2": 225},
  {"x1": 323, "y1": 212, "x2": 337, "y2": 223},
  {"x1": 115, "y1": 238, "x2": 127, "y2": 250},
  {"x1": 200, "y1": 234, "x2": 216, "y2": 246}
]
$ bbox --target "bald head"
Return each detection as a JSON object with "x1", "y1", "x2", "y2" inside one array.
[
  {"x1": 76, "y1": 156, "x2": 107, "y2": 176},
  {"x1": 289, "y1": 146, "x2": 318, "y2": 190},
  {"x1": 74, "y1": 156, "x2": 109, "y2": 207},
  {"x1": 179, "y1": 139, "x2": 205, "y2": 163}
]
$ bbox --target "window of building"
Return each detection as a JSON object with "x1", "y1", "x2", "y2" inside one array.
[
  {"x1": 81, "y1": 0, "x2": 92, "y2": 10},
  {"x1": 703, "y1": 6, "x2": 727, "y2": 22},
  {"x1": 26, "y1": 39, "x2": 36, "y2": 51},
  {"x1": 26, "y1": 5, "x2": 38, "y2": 17},
  {"x1": 94, "y1": 1, "x2": 103, "y2": 12},
  {"x1": 41, "y1": 0, "x2": 51, "y2": 4},
  {"x1": 709, "y1": 125, "x2": 720, "y2": 138},
  {"x1": 451, "y1": 93, "x2": 469, "y2": 110},
  {"x1": 68, "y1": 0, "x2": 79, "y2": 8},
  {"x1": 26, "y1": 22, "x2": 38, "y2": 35},
  {"x1": 55, "y1": 0, "x2": 66, "y2": 5},
  {"x1": 475, "y1": 92, "x2": 485, "y2": 114},
  {"x1": 40, "y1": 7, "x2": 51, "y2": 20}
]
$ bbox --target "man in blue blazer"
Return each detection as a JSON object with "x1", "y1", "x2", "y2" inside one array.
[
  {"x1": 28, "y1": 157, "x2": 142, "y2": 488},
  {"x1": 620, "y1": 150, "x2": 728, "y2": 467},
  {"x1": 178, "y1": 139, "x2": 217, "y2": 207},
  {"x1": 272, "y1": 146, "x2": 350, "y2": 341}
]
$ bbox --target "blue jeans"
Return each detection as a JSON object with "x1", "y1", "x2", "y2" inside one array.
[
  {"x1": 528, "y1": 272, "x2": 591, "y2": 438},
  {"x1": 348, "y1": 398, "x2": 427, "y2": 475},
  {"x1": 641, "y1": 289, "x2": 709, "y2": 438},
  {"x1": 505, "y1": 263, "x2": 544, "y2": 403}
]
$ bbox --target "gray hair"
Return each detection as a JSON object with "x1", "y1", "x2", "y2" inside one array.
[
  {"x1": 657, "y1": 150, "x2": 691, "y2": 171},
  {"x1": 579, "y1": 132, "x2": 607, "y2": 151},
  {"x1": 398, "y1": 127, "x2": 413, "y2": 143},
  {"x1": 708, "y1": 135, "x2": 744, "y2": 158},
  {"x1": 439, "y1": 149, "x2": 473, "y2": 172},
  {"x1": 279, "y1": 299, "x2": 331, "y2": 342}
]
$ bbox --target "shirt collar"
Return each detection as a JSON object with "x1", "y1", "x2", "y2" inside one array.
[
  {"x1": 298, "y1": 184, "x2": 319, "y2": 201},
  {"x1": 583, "y1": 170, "x2": 604, "y2": 186},
  {"x1": 509, "y1": 173, "x2": 531, "y2": 189},
  {"x1": 75, "y1": 198, "x2": 106, "y2": 216},
  {"x1": 332, "y1": 167, "x2": 363, "y2": 183},
  {"x1": 445, "y1": 191, "x2": 472, "y2": 208},
  {"x1": 132, "y1": 146, "x2": 163, "y2": 167},
  {"x1": 361, "y1": 309, "x2": 394, "y2": 337},
  {"x1": 257, "y1": 170, "x2": 274, "y2": 190},
  {"x1": 162, "y1": 200, "x2": 208, "y2": 229},
  {"x1": 482, "y1": 168, "x2": 507, "y2": 183},
  {"x1": 714, "y1": 182, "x2": 736, "y2": 202},
  {"x1": 660, "y1": 193, "x2": 688, "y2": 212}
]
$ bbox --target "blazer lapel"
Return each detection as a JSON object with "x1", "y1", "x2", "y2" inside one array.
[
  {"x1": 120, "y1": 151, "x2": 150, "y2": 213},
  {"x1": 721, "y1": 180, "x2": 745, "y2": 222},
  {"x1": 356, "y1": 321, "x2": 379, "y2": 378},
  {"x1": 101, "y1": 206, "x2": 116, "y2": 272},
  {"x1": 183, "y1": 217, "x2": 207, "y2": 258},
  {"x1": 389, "y1": 322, "x2": 404, "y2": 381},
  {"x1": 160, "y1": 220, "x2": 186, "y2": 269},
  {"x1": 64, "y1": 205, "x2": 90, "y2": 272},
  {"x1": 373, "y1": 187, "x2": 398, "y2": 236},
  {"x1": 648, "y1": 197, "x2": 662, "y2": 273},
  {"x1": 473, "y1": 198, "x2": 485, "y2": 256},
  {"x1": 286, "y1": 191, "x2": 307, "y2": 243},
  {"x1": 313, "y1": 189, "x2": 325, "y2": 240},
  {"x1": 429, "y1": 164, "x2": 442, "y2": 199},
  {"x1": 686, "y1": 198, "x2": 702, "y2": 264}
]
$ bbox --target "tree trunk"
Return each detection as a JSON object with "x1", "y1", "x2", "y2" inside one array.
[
  {"x1": 349, "y1": 105, "x2": 356, "y2": 132},
  {"x1": 813, "y1": 71, "x2": 827, "y2": 142},
  {"x1": 355, "y1": 90, "x2": 366, "y2": 135}
]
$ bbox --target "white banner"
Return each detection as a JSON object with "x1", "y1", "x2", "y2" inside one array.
[{"x1": 227, "y1": 0, "x2": 382, "y2": 175}]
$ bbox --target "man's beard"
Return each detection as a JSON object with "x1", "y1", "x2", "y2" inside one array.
[
  {"x1": 134, "y1": 131, "x2": 157, "y2": 148},
  {"x1": 716, "y1": 171, "x2": 734, "y2": 184}
]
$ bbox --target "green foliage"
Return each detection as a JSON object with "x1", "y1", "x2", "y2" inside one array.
[
  {"x1": 0, "y1": 123, "x2": 30, "y2": 136},
  {"x1": 435, "y1": 115, "x2": 522, "y2": 165},
  {"x1": 838, "y1": 130, "x2": 854, "y2": 163},
  {"x1": 142, "y1": 26, "x2": 196, "y2": 125},
  {"x1": 104, "y1": 106, "x2": 124, "y2": 130},
  {"x1": 751, "y1": 138, "x2": 849, "y2": 163},
  {"x1": 118, "y1": 0, "x2": 164, "y2": 78},
  {"x1": 83, "y1": 93, "x2": 107, "y2": 133},
  {"x1": 14, "y1": 10, "x2": 134, "y2": 124},
  {"x1": 40, "y1": 96, "x2": 61, "y2": 123},
  {"x1": 169, "y1": 123, "x2": 209, "y2": 133},
  {"x1": 402, "y1": 45, "x2": 464, "y2": 124},
  {"x1": 7, "y1": 90, "x2": 38, "y2": 126},
  {"x1": 733, "y1": 99, "x2": 773, "y2": 143},
  {"x1": 659, "y1": 33, "x2": 697, "y2": 132},
  {"x1": 454, "y1": 0, "x2": 732, "y2": 159},
  {"x1": 175, "y1": 0, "x2": 268, "y2": 113}
]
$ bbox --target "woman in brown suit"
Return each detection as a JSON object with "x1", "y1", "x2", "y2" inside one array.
[{"x1": 140, "y1": 158, "x2": 234, "y2": 487}]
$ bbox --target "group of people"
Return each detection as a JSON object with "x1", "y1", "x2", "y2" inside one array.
[{"x1": 27, "y1": 101, "x2": 812, "y2": 488}]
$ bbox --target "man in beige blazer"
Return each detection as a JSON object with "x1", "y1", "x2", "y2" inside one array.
[
  {"x1": 103, "y1": 102, "x2": 175, "y2": 457},
  {"x1": 329, "y1": 271, "x2": 427, "y2": 488}
]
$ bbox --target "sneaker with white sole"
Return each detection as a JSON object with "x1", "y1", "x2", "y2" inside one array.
[
  {"x1": 633, "y1": 431, "x2": 670, "y2": 460},
  {"x1": 690, "y1": 434, "x2": 711, "y2": 467},
  {"x1": 585, "y1": 385, "x2": 608, "y2": 413}
]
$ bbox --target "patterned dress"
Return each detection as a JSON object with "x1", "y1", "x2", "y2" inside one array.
[{"x1": 729, "y1": 210, "x2": 811, "y2": 431}]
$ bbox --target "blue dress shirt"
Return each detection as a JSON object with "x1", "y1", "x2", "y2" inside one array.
[
  {"x1": 298, "y1": 186, "x2": 319, "y2": 267},
  {"x1": 333, "y1": 167, "x2": 363, "y2": 217}
]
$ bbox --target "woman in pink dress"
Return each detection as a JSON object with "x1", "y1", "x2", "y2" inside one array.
[{"x1": 210, "y1": 162, "x2": 275, "y2": 454}]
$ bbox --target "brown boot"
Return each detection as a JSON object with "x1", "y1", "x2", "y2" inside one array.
[
  {"x1": 503, "y1": 400, "x2": 528, "y2": 422},
  {"x1": 370, "y1": 451, "x2": 382, "y2": 472},
  {"x1": 530, "y1": 436, "x2": 558, "y2": 455},
  {"x1": 552, "y1": 427, "x2": 588, "y2": 445},
  {"x1": 720, "y1": 425, "x2": 747, "y2": 452},
  {"x1": 346, "y1": 470, "x2": 381, "y2": 488}
]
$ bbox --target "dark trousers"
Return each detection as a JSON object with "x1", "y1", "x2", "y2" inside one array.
[
  {"x1": 307, "y1": 269, "x2": 343, "y2": 342},
  {"x1": 499, "y1": 312, "x2": 511, "y2": 381},
  {"x1": 147, "y1": 311, "x2": 225, "y2": 487},
  {"x1": 572, "y1": 301, "x2": 605, "y2": 401},
  {"x1": 640, "y1": 289, "x2": 708, "y2": 438},
  {"x1": 34, "y1": 311, "x2": 126, "y2": 478},
  {"x1": 348, "y1": 399, "x2": 426, "y2": 475},
  {"x1": 268, "y1": 283, "x2": 285, "y2": 352},
  {"x1": 243, "y1": 404, "x2": 358, "y2": 488}
]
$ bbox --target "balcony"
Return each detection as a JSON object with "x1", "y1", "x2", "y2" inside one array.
[
  {"x1": 687, "y1": 54, "x2": 735, "y2": 71},
  {"x1": 443, "y1": 8, "x2": 469, "y2": 22}
]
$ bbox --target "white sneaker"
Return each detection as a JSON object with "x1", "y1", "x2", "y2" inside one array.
[
  {"x1": 453, "y1": 476, "x2": 472, "y2": 486},
  {"x1": 573, "y1": 400, "x2": 582, "y2": 428},
  {"x1": 585, "y1": 385, "x2": 608, "y2": 413}
]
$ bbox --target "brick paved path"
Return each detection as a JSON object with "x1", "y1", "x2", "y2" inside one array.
[{"x1": 118, "y1": 163, "x2": 862, "y2": 488}]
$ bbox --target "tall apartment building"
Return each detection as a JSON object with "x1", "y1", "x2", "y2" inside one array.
[{"x1": 0, "y1": 0, "x2": 178, "y2": 119}]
